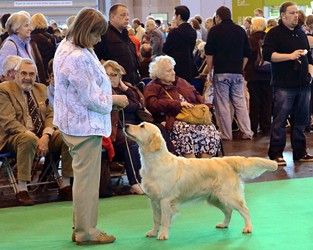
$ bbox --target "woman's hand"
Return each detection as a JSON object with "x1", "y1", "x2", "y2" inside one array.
[
  {"x1": 112, "y1": 95, "x2": 129, "y2": 109},
  {"x1": 119, "y1": 79, "x2": 128, "y2": 91},
  {"x1": 181, "y1": 101, "x2": 194, "y2": 109}
]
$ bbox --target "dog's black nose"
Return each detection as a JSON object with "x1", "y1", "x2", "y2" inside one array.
[{"x1": 125, "y1": 124, "x2": 130, "y2": 128}]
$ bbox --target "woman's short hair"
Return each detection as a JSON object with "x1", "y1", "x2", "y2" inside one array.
[
  {"x1": 190, "y1": 18, "x2": 201, "y2": 30},
  {"x1": 244, "y1": 16, "x2": 252, "y2": 24},
  {"x1": 66, "y1": 15, "x2": 75, "y2": 28},
  {"x1": 66, "y1": 7, "x2": 108, "y2": 48},
  {"x1": 194, "y1": 15, "x2": 203, "y2": 24},
  {"x1": 3, "y1": 55, "x2": 22, "y2": 76},
  {"x1": 251, "y1": 17, "x2": 267, "y2": 33},
  {"x1": 132, "y1": 18, "x2": 141, "y2": 26},
  {"x1": 149, "y1": 55, "x2": 176, "y2": 80},
  {"x1": 103, "y1": 60, "x2": 126, "y2": 76},
  {"x1": 31, "y1": 13, "x2": 48, "y2": 30},
  {"x1": 197, "y1": 41, "x2": 206, "y2": 51},
  {"x1": 1, "y1": 13, "x2": 11, "y2": 29},
  {"x1": 128, "y1": 28, "x2": 135, "y2": 36},
  {"x1": 254, "y1": 8, "x2": 264, "y2": 17},
  {"x1": 267, "y1": 18, "x2": 278, "y2": 28},
  {"x1": 298, "y1": 10, "x2": 306, "y2": 26},
  {"x1": 6, "y1": 12, "x2": 31, "y2": 35},
  {"x1": 47, "y1": 58, "x2": 54, "y2": 75}
]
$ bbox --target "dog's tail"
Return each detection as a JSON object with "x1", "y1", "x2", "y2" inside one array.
[{"x1": 222, "y1": 156, "x2": 278, "y2": 179}]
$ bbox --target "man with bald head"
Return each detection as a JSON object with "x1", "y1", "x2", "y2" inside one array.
[
  {"x1": 94, "y1": 4, "x2": 140, "y2": 86},
  {"x1": 145, "y1": 19, "x2": 164, "y2": 58},
  {"x1": 139, "y1": 43, "x2": 152, "y2": 78}
]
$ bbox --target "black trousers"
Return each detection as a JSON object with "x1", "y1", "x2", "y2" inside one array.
[{"x1": 247, "y1": 80, "x2": 273, "y2": 135}]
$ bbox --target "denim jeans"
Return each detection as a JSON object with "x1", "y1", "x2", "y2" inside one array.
[
  {"x1": 268, "y1": 85, "x2": 311, "y2": 160},
  {"x1": 213, "y1": 73, "x2": 253, "y2": 140}
]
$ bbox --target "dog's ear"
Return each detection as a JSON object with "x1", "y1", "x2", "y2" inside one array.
[{"x1": 148, "y1": 133, "x2": 162, "y2": 152}]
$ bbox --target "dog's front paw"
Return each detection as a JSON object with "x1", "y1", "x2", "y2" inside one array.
[
  {"x1": 146, "y1": 229, "x2": 158, "y2": 237},
  {"x1": 242, "y1": 226, "x2": 252, "y2": 234},
  {"x1": 157, "y1": 232, "x2": 169, "y2": 240},
  {"x1": 215, "y1": 222, "x2": 228, "y2": 229}
]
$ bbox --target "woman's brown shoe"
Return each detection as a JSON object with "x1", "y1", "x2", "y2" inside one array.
[{"x1": 75, "y1": 232, "x2": 116, "y2": 245}]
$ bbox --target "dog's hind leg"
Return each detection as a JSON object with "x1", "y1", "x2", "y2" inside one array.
[
  {"x1": 226, "y1": 195, "x2": 252, "y2": 233},
  {"x1": 146, "y1": 200, "x2": 161, "y2": 237},
  {"x1": 236, "y1": 203, "x2": 252, "y2": 233},
  {"x1": 157, "y1": 198, "x2": 177, "y2": 240},
  {"x1": 207, "y1": 197, "x2": 232, "y2": 229}
]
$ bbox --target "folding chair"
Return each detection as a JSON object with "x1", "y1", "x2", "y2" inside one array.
[
  {"x1": 0, "y1": 152, "x2": 62, "y2": 195},
  {"x1": 0, "y1": 152, "x2": 18, "y2": 194},
  {"x1": 109, "y1": 161, "x2": 126, "y2": 186},
  {"x1": 141, "y1": 77, "x2": 152, "y2": 86},
  {"x1": 27, "y1": 154, "x2": 62, "y2": 192}
]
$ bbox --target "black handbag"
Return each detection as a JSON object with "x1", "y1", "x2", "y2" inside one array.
[{"x1": 255, "y1": 39, "x2": 271, "y2": 73}]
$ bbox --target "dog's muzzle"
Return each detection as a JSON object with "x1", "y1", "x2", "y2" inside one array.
[{"x1": 123, "y1": 124, "x2": 136, "y2": 141}]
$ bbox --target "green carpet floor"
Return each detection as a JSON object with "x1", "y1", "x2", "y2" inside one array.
[{"x1": 1, "y1": 178, "x2": 313, "y2": 250}]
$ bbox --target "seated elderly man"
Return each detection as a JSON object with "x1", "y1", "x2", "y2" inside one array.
[{"x1": 0, "y1": 58, "x2": 73, "y2": 206}]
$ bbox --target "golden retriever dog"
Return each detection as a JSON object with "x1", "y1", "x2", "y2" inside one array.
[{"x1": 124, "y1": 122, "x2": 278, "y2": 240}]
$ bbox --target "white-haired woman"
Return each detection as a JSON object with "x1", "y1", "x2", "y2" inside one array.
[
  {"x1": 244, "y1": 17, "x2": 272, "y2": 137},
  {"x1": 196, "y1": 41, "x2": 208, "y2": 74},
  {"x1": 0, "y1": 12, "x2": 33, "y2": 77},
  {"x1": 144, "y1": 55, "x2": 221, "y2": 158}
]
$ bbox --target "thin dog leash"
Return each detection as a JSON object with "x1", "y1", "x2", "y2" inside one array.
[{"x1": 118, "y1": 108, "x2": 146, "y2": 195}]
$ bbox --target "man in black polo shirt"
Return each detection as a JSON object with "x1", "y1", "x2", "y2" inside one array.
[
  {"x1": 94, "y1": 4, "x2": 140, "y2": 86},
  {"x1": 263, "y1": 1, "x2": 313, "y2": 166},
  {"x1": 205, "y1": 6, "x2": 253, "y2": 140}
]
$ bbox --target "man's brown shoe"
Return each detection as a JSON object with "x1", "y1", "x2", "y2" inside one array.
[
  {"x1": 16, "y1": 191, "x2": 34, "y2": 206},
  {"x1": 76, "y1": 232, "x2": 116, "y2": 245},
  {"x1": 59, "y1": 186, "x2": 72, "y2": 201}
]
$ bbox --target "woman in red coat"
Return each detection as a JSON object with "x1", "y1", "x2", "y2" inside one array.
[{"x1": 144, "y1": 55, "x2": 221, "y2": 158}]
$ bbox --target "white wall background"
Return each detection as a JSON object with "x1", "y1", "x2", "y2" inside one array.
[
  {"x1": 104, "y1": 0, "x2": 232, "y2": 24},
  {"x1": 0, "y1": 0, "x2": 97, "y2": 24},
  {"x1": 181, "y1": 0, "x2": 232, "y2": 19},
  {"x1": 0, "y1": 0, "x2": 232, "y2": 25}
]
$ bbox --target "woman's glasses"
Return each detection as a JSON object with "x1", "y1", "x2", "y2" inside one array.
[{"x1": 107, "y1": 73, "x2": 118, "y2": 78}]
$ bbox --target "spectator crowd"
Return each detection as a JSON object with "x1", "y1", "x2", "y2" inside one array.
[{"x1": 1, "y1": 1, "x2": 313, "y2": 245}]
